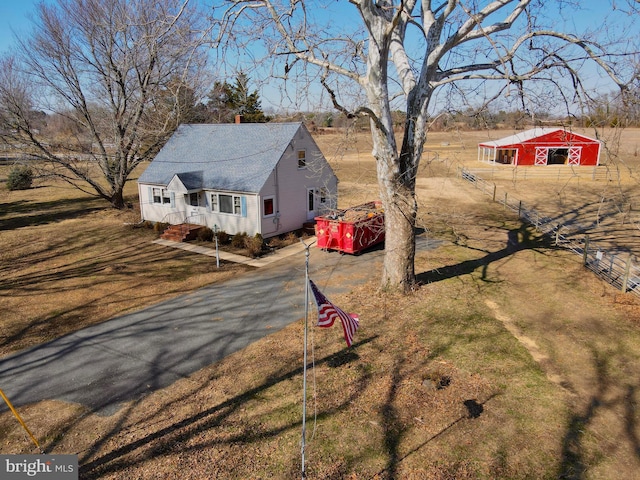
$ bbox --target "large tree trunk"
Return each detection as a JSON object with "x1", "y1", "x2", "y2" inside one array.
[
  {"x1": 370, "y1": 120, "x2": 418, "y2": 292},
  {"x1": 379, "y1": 179, "x2": 417, "y2": 291},
  {"x1": 363, "y1": 18, "x2": 421, "y2": 292},
  {"x1": 109, "y1": 189, "x2": 126, "y2": 209}
]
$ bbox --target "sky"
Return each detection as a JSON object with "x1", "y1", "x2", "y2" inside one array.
[
  {"x1": 0, "y1": 1, "x2": 635, "y2": 114},
  {"x1": 0, "y1": 0, "x2": 39, "y2": 55},
  {"x1": 0, "y1": 1, "x2": 622, "y2": 50}
]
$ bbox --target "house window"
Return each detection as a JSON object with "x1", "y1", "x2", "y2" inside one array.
[
  {"x1": 297, "y1": 150, "x2": 306, "y2": 169},
  {"x1": 189, "y1": 192, "x2": 199, "y2": 206},
  {"x1": 319, "y1": 188, "x2": 327, "y2": 204},
  {"x1": 210, "y1": 193, "x2": 243, "y2": 216},
  {"x1": 263, "y1": 197, "x2": 275, "y2": 217},
  {"x1": 219, "y1": 194, "x2": 233, "y2": 213},
  {"x1": 153, "y1": 188, "x2": 171, "y2": 205}
]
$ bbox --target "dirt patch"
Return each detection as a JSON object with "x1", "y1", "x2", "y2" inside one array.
[{"x1": 484, "y1": 299, "x2": 570, "y2": 391}]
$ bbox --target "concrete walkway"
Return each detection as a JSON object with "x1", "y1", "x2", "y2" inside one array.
[{"x1": 152, "y1": 236, "x2": 312, "y2": 268}]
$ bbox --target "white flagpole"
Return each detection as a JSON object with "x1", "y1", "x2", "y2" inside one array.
[{"x1": 301, "y1": 240, "x2": 310, "y2": 479}]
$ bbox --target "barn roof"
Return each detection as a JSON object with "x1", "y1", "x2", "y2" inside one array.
[
  {"x1": 138, "y1": 123, "x2": 304, "y2": 193},
  {"x1": 478, "y1": 127, "x2": 599, "y2": 148}
]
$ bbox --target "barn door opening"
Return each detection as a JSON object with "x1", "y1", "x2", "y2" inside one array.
[{"x1": 548, "y1": 148, "x2": 569, "y2": 165}]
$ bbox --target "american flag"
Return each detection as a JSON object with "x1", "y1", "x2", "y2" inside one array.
[{"x1": 308, "y1": 279, "x2": 359, "y2": 347}]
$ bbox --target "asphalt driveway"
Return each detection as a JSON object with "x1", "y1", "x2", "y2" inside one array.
[{"x1": 0, "y1": 235, "x2": 440, "y2": 416}]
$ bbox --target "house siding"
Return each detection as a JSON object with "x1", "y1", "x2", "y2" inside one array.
[
  {"x1": 258, "y1": 127, "x2": 338, "y2": 238},
  {"x1": 138, "y1": 183, "x2": 184, "y2": 224},
  {"x1": 137, "y1": 122, "x2": 338, "y2": 238},
  {"x1": 202, "y1": 191, "x2": 259, "y2": 236}
]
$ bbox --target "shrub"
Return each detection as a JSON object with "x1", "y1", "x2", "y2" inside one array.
[
  {"x1": 6, "y1": 165, "x2": 34, "y2": 191},
  {"x1": 197, "y1": 227, "x2": 214, "y2": 242},
  {"x1": 153, "y1": 222, "x2": 169, "y2": 233},
  {"x1": 231, "y1": 232, "x2": 248, "y2": 248},
  {"x1": 284, "y1": 231, "x2": 299, "y2": 244},
  {"x1": 216, "y1": 230, "x2": 230, "y2": 245},
  {"x1": 245, "y1": 233, "x2": 264, "y2": 258},
  {"x1": 267, "y1": 231, "x2": 299, "y2": 249}
]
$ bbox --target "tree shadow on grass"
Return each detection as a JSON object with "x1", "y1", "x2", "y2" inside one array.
[
  {"x1": 416, "y1": 223, "x2": 554, "y2": 285},
  {"x1": 0, "y1": 234, "x2": 220, "y2": 355},
  {"x1": 77, "y1": 336, "x2": 377, "y2": 479},
  {"x1": 371, "y1": 394, "x2": 498, "y2": 480},
  {"x1": 0, "y1": 196, "x2": 107, "y2": 231},
  {"x1": 557, "y1": 349, "x2": 640, "y2": 479}
]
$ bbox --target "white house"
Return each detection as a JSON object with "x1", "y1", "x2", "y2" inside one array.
[{"x1": 137, "y1": 122, "x2": 338, "y2": 238}]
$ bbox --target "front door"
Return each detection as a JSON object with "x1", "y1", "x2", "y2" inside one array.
[
  {"x1": 188, "y1": 192, "x2": 203, "y2": 224},
  {"x1": 307, "y1": 188, "x2": 316, "y2": 220}
]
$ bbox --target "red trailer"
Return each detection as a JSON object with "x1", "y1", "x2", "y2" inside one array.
[{"x1": 315, "y1": 201, "x2": 385, "y2": 254}]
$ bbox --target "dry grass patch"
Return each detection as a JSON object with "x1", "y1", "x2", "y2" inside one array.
[
  {"x1": 0, "y1": 174, "x2": 249, "y2": 356},
  {"x1": 2, "y1": 129, "x2": 640, "y2": 479},
  {"x1": 4, "y1": 201, "x2": 639, "y2": 478}
]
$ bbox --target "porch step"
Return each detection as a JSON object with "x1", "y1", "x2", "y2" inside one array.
[{"x1": 160, "y1": 224, "x2": 205, "y2": 242}]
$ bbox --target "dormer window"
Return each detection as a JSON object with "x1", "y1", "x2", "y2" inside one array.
[{"x1": 297, "y1": 150, "x2": 306, "y2": 168}]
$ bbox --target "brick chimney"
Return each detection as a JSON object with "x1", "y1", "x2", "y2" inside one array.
[{"x1": 235, "y1": 114, "x2": 244, "y2": 124}]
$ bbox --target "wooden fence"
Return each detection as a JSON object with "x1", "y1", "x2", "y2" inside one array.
[
  {"x1": 468, "y1": 165, "x2": 619, "y2": 182},
  {"x1": 459, "y1": 167, "x2": 640, "y2": 297}
]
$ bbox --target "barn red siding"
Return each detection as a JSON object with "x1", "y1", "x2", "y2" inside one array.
[{"x1": 479, "y1": 129, "x2": 601, "y2": 166}]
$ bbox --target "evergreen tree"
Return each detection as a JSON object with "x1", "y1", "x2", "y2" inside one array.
[{"x1": 202, "y1": 73, "x2": 270, "y2": 123}]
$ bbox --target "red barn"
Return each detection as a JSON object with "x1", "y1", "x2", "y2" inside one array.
[{"x1": 478, "y1": 128, "x2": 601, "y2": 166}]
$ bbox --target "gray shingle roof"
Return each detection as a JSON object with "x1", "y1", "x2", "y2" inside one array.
[
  {"x1": 174, "y1": 171, "x2": 203, "y2": 190},
  {"x1": 138, "y1": 123, "x2": 304, "y2": 193}
]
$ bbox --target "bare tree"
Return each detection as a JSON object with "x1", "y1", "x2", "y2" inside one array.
[
  {"x1": 0, "y1": 0, "x2": 210, "y2": 208},
  {"x1": 213, "y1": 0, "x2": 638, "y2": 292}
]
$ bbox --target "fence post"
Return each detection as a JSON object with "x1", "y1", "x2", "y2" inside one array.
[
  {"x1": 583, "y1": 235, "x2": 590, "y2": 266},
  {"x1": 622, "y1": 256, "x2": 633, "y2": 293},
  {"x1": 504, "y1": 192, "x2": 508, "y2": 210},
  {"x1": 555, "y1": 226, "x2": 561, "y2": 246},
  {"x1": 518, "y1": 201, "x2": 522, "y2": 219},
  {"x1": 492, "y1": 184, "x2": 497, "y2": 202}
]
